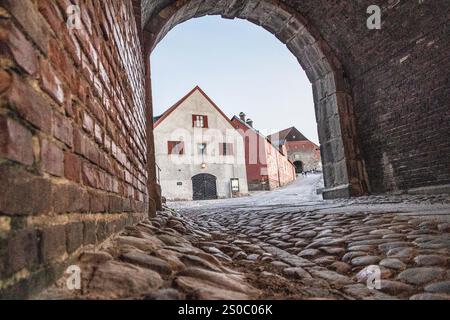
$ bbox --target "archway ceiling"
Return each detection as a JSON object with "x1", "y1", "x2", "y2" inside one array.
[
  {"x1": 140, "y1": 0, "x2": 446, "y2": 82},
  {"x1": 141, "y1": 0, "x2": 360, "y2": 77}
]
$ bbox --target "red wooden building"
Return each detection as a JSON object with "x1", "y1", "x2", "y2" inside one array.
[{"x1": 231, "y1": 113, "x2": 296, "y2": 191}]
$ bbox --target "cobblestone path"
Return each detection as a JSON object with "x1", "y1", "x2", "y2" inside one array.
[{"x1": 39, "y1": 176, "x2": 450, "y2": 300}]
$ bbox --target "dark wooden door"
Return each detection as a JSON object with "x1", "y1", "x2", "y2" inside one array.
[{"x1": 192, "y1": 174, "x2": 218, "y2": 200}]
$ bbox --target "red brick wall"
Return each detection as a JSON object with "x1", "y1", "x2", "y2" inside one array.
[{"x1": 0, "y1": 0, "x2": 147, "y2": 298}]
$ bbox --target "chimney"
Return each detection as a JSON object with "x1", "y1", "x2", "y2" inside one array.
[
  {"x1": 246, "y1": 118, "x2": 253, "y2": 128},
  {"x1": 239, "y1": 112, "x2": 246, "y2": 122}
]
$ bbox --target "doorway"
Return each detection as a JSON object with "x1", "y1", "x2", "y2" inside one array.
[{"x1": 192, "y1": 173, "x2": 218, "y2": 200}]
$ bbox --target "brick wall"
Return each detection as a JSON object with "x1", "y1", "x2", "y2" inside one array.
[{"x1": 0, "y1": 0, "x2": 148, "y2": 298}]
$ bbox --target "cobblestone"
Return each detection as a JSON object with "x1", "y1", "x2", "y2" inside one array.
[{"x1": 37, "y1": 175, "x2": 450, "y2": 300}]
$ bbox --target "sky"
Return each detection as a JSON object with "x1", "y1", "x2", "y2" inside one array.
[{"x1": 150, "y1": 16, "x2": 319, "y2": 144}]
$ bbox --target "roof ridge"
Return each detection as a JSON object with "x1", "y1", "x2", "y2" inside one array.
[{"x1": 154, "y1": 86, "x2": 233, "y2": 128}]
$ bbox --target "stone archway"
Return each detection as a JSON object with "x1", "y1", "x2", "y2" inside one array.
[
  {"x1": 141, "y1": 0, "x2": 369, "y2": 200},
  {"x1": 293, "y1": 161, "x2": 304, "y2": 174}
]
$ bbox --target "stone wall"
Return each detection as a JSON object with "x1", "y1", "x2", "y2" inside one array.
[
  {"x1": 282, "y1": 0, "x2": 450, "y2": 194},
  {"x1": 0, "y1": 0, "x2": 148, "y2": 298}
]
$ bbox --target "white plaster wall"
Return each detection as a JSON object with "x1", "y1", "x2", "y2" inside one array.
[{"x1": 154, "y1": 89, "x2": 249, "y2": 201}]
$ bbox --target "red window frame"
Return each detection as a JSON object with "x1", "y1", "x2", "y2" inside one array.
[{"x1": 192, "y1": 115, "x2": 208, "y2": 128}]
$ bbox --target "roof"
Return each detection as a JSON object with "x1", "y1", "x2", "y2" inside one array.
[
  {"x1": 152, "y1": 115, "x2": 163, "y2": 123},
  {"x1": 231, "y1": 116, "x2": 264, "y2": 137},
  {"x1": 268, "y1": 127, "x2": 309, "y2": 146},
  {"x1": 153, "y1": 86, "x2": 233, "y2": 128},
  {"x1": 231, "y1": 116, "x2": 292, "y2": 160}
]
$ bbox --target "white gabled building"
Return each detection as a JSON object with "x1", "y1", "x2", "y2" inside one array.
[{"x1": 153, "y1": 86, "x2": 249, "y2": 201}]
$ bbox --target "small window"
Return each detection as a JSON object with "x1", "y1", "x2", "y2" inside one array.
[
  {"x1": 220, "y1": 143, "x2": 234, "y2": 156},
  {"x1": 192, "y1": 115, "x2": 208, "y2": 128},
  {"x1": 198, "y1": 143, "x2": 207, "y2": 155},
  {"x1": 168, "y1": 141, "x2": 184, "y2": 155}
]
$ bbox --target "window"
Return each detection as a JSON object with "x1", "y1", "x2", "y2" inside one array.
[
  {"x1": 192, "y1": 115, "x2": 208, "y2": 128},
  {"x1": 198, "y1": 143, "x2": 207, "y2": 155},
  {"x1": 168, "y1": 141, "x2": 184, "y2": 155},
  {"x1": 220, "y1": 143, "x2": 234, "y2": 156}
]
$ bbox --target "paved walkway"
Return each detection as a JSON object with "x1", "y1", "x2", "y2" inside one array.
[{"x1": 39, "y1": 175, "x2": 450, "y2": 300}]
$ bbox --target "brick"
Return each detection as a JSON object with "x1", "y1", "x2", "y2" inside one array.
[
  {"x1": 88, "y1": 98, "x2": 106, "y2": 125},
  {"x1": 73, "y1": 128, "x2": 86, "y2": 156},
  {"x1": 7, "y1": 229, "x2": 39, "y2": 275},
  {"x1": 40, "y1": 59, "x2": 65, "y2": 104},
  {"x1": 63, "y1": 98, "x2": 75, "y2": 120},
  {"x1": 0, "y1": 164, "x2": 52, "y2": 215},
  {"x1": 96, "y1": 220, "x2": 108, "y2": 242},
  {"x1": 6, "y1": 75, "x2": 53, "y2": 134},
  {"x1": 85, "y1": 138, "x2": 100, "y2": 164},
  {"x1": 52, "y1": 183, "x2": 89, "y2": 214},
  {"x1": 0, "y1": 22, "x2": 38, "y2": 75},
  {"x1": 65, "y1": 223, "x2": 83, "y2": 254},
  {"x1": 109, "y1": 195, "x2": 123, "y2": 213},
  {"x1": 2, "y1": 0, "x2": 52, "y2": 54},
  {"x1": 0, "y1": 115, "x2": 34, "y2": 166},
  {"x1": 40, "y1": 139, "x2": 64, "y2": 177},
  {"x1": 94, "y1": 123, "x2": 103, "y2": 144},
  {"x1": 39, "y1": 225, "x2": 66, "y2": 263},
  {"x1": 82, "y1": 112, "x2": 94, "y2": 134},
  {"x1": 52, "y1": 112, "x2": 73, "y2": 147},
  {"x1": 62, "y1": 26, "x2": 82, "y2": 67},
  {"x1": 83, "y1": 220, "x2": 96, "y2": 245},
  {"x1": 88, "y1": 190, "x2": 108, "y2": 213},
  {"x1": 48, "y1": 38, "x2": 74, "y2": 84},
  {"x1": 37, "y1": 0, "x2": 64, "y2": 36},
  {"x1": 81, "y1": 162, "x2": 98, "y2": 188},
  {"x1": 64, "y1": 151, "x2": 81, "y2": 182}
]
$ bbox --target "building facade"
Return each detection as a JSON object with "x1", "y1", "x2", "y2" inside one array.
[
  {"x1": 231, "y1": 113, "x2": 296, "y2": 191},
  {"x1": 269, "y1": 127, "x2": 322, "y2": 174},
  {"x1": 154, "y1": 87, "x2": 248, "y2": 201}
]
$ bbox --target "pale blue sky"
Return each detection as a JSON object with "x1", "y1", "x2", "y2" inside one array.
[{"x1": 151, "y1": 16, "x2": 319, "y2": 144}]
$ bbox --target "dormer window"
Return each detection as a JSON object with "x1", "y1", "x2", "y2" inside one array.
[{"x1": 192, "y1": 115, "x2": 208, "y2": 128}]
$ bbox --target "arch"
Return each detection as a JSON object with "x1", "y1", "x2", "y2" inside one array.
[
  {"x1": 142, "y1": 0, "x2": 369, "y2": 199},
  {"x1": 293, "y1": 161, "x2": 304, "y2": 174}
]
